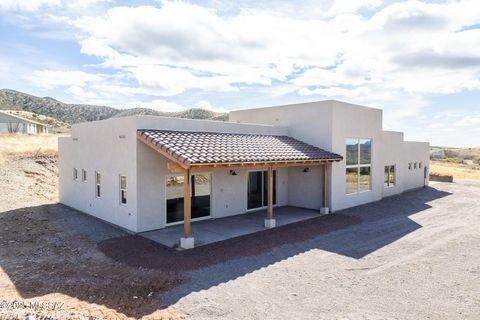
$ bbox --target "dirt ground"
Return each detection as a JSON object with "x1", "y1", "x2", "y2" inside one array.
[
  {"x1": 1, "y1": 153, "x2": 479, "y2": 319},
  {"x1": 0, "y1": 155, "x2": 184, "y2": 320}
]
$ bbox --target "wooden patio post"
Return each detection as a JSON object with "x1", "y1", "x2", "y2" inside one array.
[
  {"x1": 322, "y1": 163, "x2": 327, "y2": 208},
  {"x1": 183, "y1": 168, "x2": 191, "y2": 238},
  {"x1": 267, "y1": 165, "x2": 273, "y2": 220},
  {"x1": 320, "y1": 163, "x2": 329, "y2": 214}
]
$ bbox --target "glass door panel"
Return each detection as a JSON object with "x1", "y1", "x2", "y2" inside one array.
[
  {"x1": 191, "y1": 174, "x2": 211, "y2": 219},
  {"x1": 248, "y1": 170, "x2": 277, "y2": 210},
  {"x1": 166, "y1": 175, "x2": 185, "y2": 224},
  {"x1": 247, "y1": 171, "x2": 263, "y2": 210},
  {"x1": 166, "y1": 173, "x2": 211, "y2": 224}
]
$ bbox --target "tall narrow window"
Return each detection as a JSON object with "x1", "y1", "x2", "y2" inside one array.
[
  {"x1": 120, "y1": 175, "x2": 127, "y2": 205},
  {"x1": 419, "y1": 162, "x2": 423, "y2": 169},
  {"x1": 384, "y1": 165, "x2": 395, "y2": 187},
  {"x1": 346, "y1": 138, "x2": 372, "y2": 194},
  {"x1": 73, "y1": 168, "x2": 78, "y2": 181},
  {"x1": 95, "y1": 171, "x2": 101, "y2": 198},
  {"x1": 82, "y1": 169, "x2": 87, "y2": 182}
]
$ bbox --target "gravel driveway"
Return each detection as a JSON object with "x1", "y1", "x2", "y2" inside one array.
[{"x1": 165, "y1": 181, "x2": 480, "y2": 320}]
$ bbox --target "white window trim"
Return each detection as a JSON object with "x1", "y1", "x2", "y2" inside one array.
[
  {"x1": 95, "y1": 171, "x2": 101, "y2": 198},
  {"x1": 384, "y1": 165, "x2": 396, "y2": 188},
  {"x1": 119, "y1": 174, "x2": 127, "y2": 206},
  {"x1": 246, "y1": 169, "x2": 279, "y2": 212},
  {"x1": 346, "y1": 138, "x2": 372, "y2": 195},
  {"x1": 165, "y1": 172, "x2": 213, "y2": 226}
]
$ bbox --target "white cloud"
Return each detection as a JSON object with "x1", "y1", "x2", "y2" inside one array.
[
  {"x1": 0, "y1": 0, "x2": 110, "y2": 11},
  {"x1": 9, "y1": 0, "x2": 480, "y2": 146},
  {"x1": 454, "y1": 115, "x2": 480, "y2": 127},
  {"x1": 325, "y1": 0, "x2": 382, "y2": 17},
  {"x1": 428, "y1": 123, "x2": 445, "y2": 129},
  {"x1": 68, "y1": 0, "x2": 480, "y2": 101},
  {"x1": 298, "y1": 86, "x2": 371, "y2": 98},
  {"x1": 125, "y1": 99, "x2": 186, "y2": 112},
  {"x1": 26, "y1": 70, "x2": 104, "y2": 90},
  {"x1": 129, "y1": 65, "x2": 238, "y2": 96},
  {"x1": 73, "y1": 2, "x2": 340, "y2": 94},
  {"x1": 194, "y1": 100, "x2": 228, "y2": 113},
  {"x1": 194, "y1": 100, "x2": 213, "y2": 110},
  {"x1": 0, "y1": 0, "x2": 61, "y2": 11}
]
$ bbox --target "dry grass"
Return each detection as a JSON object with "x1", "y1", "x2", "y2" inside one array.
[
  {"x1": 430, "y1": 160, "x2": 480, "y2": 181},
  {"x1": 0, "y1": 133, "x2": 66, "y2": 155}
]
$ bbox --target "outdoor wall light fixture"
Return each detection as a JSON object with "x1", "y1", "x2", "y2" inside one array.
[
  {"x1": 230, "y1": 170, "x2": 237, "y2": 176},
  {"x1": 303, "y1": 168, "x2": 310, "y2": 173}
]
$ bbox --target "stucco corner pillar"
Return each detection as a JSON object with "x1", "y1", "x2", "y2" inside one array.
[
  {"x1": 265, "y1": 164, "x2": 276, "y2": 228},
  {"x1": 180, "y1": 168, "x2": 194, "y2": 249},
  {"x1": 320, "y1": 163, "x2": 330, "y2": 215}
]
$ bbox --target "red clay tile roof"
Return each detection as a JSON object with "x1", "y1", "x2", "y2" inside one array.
[{"x1": 138, "y1": 130, "x2": 342, "y2": 166}]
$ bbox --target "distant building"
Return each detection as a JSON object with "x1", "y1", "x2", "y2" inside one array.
[
  {"x1": 430, "y1": 150, "x2": 445, "y2": 160},
  {"x1": 0, "y1": 110, "x2": 49, "y2": 134}
]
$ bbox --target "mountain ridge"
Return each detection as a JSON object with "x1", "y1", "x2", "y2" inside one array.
[{"x1": 0, "y1": 89, "x2": 228, "y2": 125}]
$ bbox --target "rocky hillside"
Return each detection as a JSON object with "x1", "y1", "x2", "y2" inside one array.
[{"x1": 0, "y1": 89, "x2": 228, "y2": 125}]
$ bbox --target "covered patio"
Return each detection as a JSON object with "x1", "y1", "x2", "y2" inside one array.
[
  {"x1": 138, "y1": 129, "x2": 343, "y2": 249},
  {"x1": 140, "y1": 206, "x2": 320, "y2": 248}
]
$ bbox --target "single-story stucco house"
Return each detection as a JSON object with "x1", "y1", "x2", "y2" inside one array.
[
  {"x1": 0, "y1": 110, "x2": 49, "y2": 134},
  {"x1": 58, "y1": 100, "x2": 430, "y2": 249}
]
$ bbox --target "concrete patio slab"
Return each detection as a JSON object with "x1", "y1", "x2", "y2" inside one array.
[{"x1": 140, "y1": 206, "x2": 321, "y2": 248}]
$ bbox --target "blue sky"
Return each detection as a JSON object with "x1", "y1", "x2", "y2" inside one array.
[{"x1": 0, "y1": 0, "x2": 479, "y2": 147}]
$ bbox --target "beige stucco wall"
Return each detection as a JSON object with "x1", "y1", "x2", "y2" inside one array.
[
  {"x1": 60, "y1": 115, "x2": 292, "y2": 232},
  {"x1": 287, "y1": 166, "x2": 324, "y2": 210},
  {"x1": 381, "y1": 131, "x2": 406, "y2": 198},
  {"x1": 329, "y1": 101, "x2": 384, "y2": 211},
  {"x1": 231, "y1": 100, "x2": 430, "y2": 212},
  {"x1": 59, "y1": 117, "x2": 139, "y2": 231},
  {"x1": 59, "y1": 100, "x2": 430, "y2": 233},
  {"x1": 403, "y1": 141, "x2": 430, "y2": 191}
]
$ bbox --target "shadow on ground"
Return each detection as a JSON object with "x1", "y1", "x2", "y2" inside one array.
[{"x1": 0, "y1": 186, "x2": 451, "y2": 318}]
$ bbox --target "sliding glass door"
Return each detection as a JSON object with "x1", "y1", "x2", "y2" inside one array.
[
  {"x1": 247, "y1": 170, "x2": 277, "y2": 210},
  {"x1": 166, "y1": 173, "x2": 211, "y2": 225}
]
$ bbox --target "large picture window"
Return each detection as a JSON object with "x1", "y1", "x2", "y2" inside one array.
[{"x1": 346, "y1": 138, "x2": 372, "y2": 194}]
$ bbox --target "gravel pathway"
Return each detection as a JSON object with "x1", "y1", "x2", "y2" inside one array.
[
  {"x1": 98, "y1": 213, "x2": 361, "y2": 271},
  {"x1": 164, "y1": 181, "x2": 480, "y2": 320}
]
